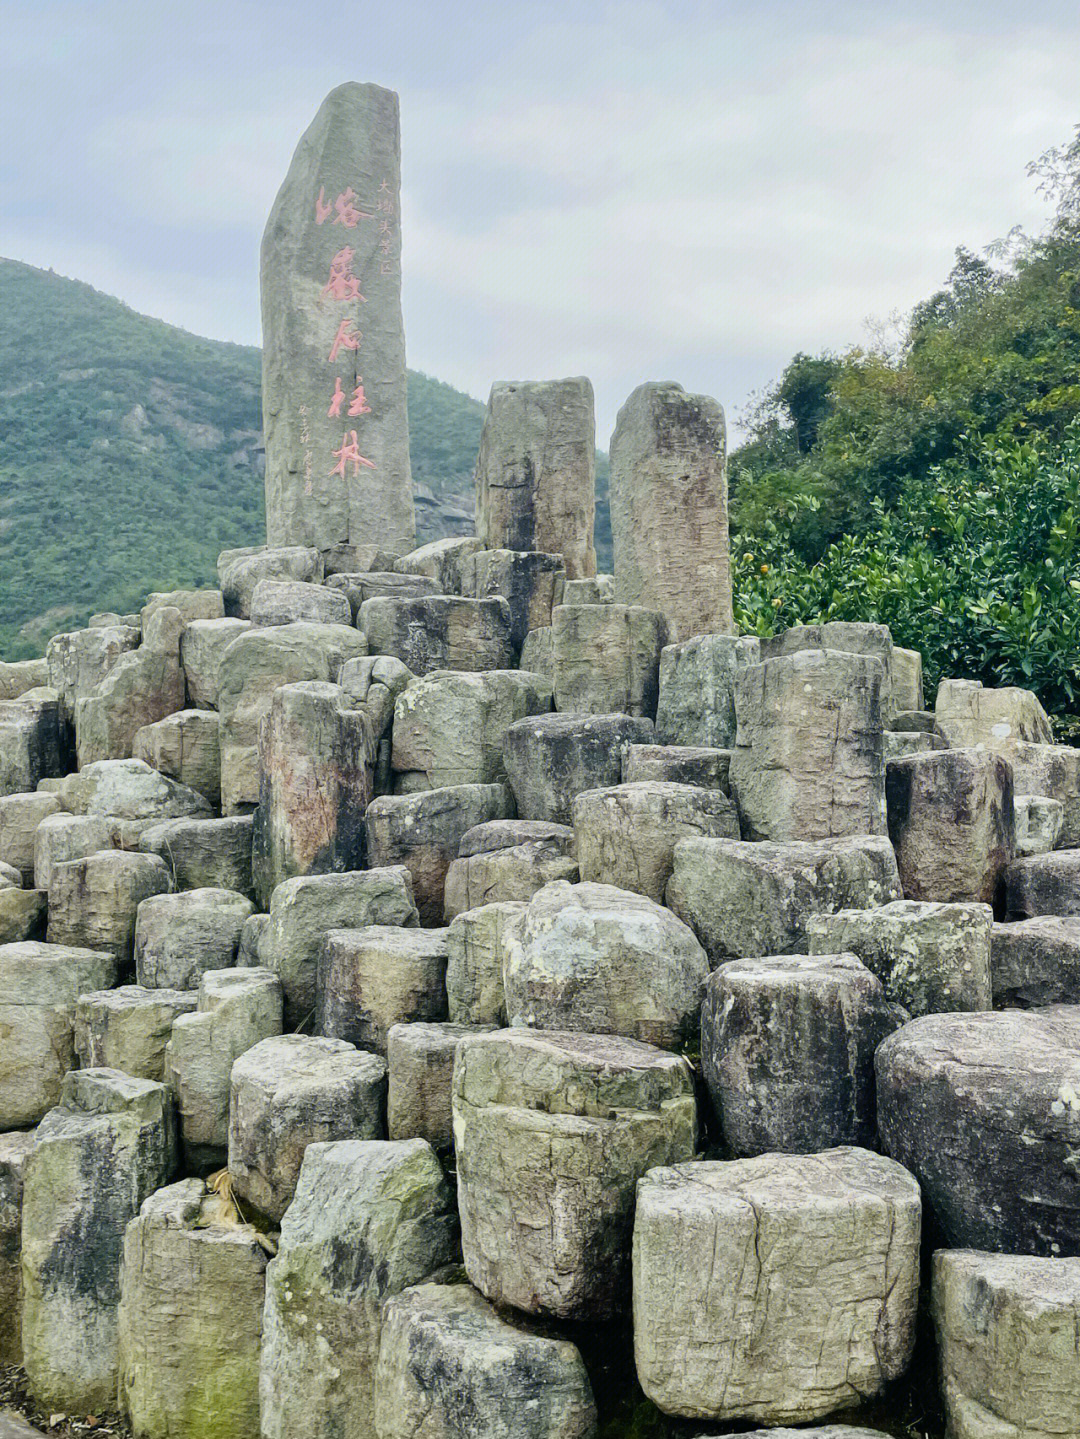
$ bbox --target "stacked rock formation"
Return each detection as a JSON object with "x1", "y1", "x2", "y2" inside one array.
[{"x1": 4, "y1": 81, "x2": 1080, "y2": 1439}]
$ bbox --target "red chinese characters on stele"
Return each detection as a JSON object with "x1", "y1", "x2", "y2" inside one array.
[
  {"x1": 321, "y1": 247, "x2": 365, "y2": 303},
  {"x1": 315, "y1": 186, "x2": 372, "y2": 229},
  {"x1": 331, "y1": 430, "x2": 375, "y2": 478},
  {"x1": 328, "y1": 379, "x2": 373, "y2": 420}
]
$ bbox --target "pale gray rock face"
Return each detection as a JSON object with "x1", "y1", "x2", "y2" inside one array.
[
  {"x1": 454, "y1": 1028, "x2": 697, "y2": 1319},
  {"x1": 807, "y1": 900, "x2": 993, "y2": 1016},
  {"x1": 573, "y1": 781, "x2": 738, "y2": 902},
  {"x1": 551, "y1": 603, "x2": 669, "y2": 718},
  {"x1": 327, "y1": 569, "x2": 439, "y2": 619},
  {"x1": 35, "y1": 814, "x2": 118, "y2": 894},
  {"x1": 609, "y1": 381, "x2": 733, "y2": 640},
  {"x1": 365, "y1": 784, "x2": 514, "y2": 926},
  {"x1": 218, "y1": 546, "x2": 323, "y2": 619},
  {"x1": 932, "y1": 1249, "x2": 1080, "y2": 1439},
  {"x1": 462, "y1": 548, "x2": 566, "y2": 653},
  {"x1": 667, "y1": 836, "x2": 902, "y2": 964},
  {"x1": 260, "y1": 1139, "x2": 459, "y2": 1439},
  {"x1": 132, "y1": 708, "x2": 221, "y2": 808},
  {"x1": 1014, "y1": 793, "x2": 1064, "y2": 855},
  {"x1": 701, "y1": 954, "x2": 901, "y2": 1155},
  {"x1": 504, "y1": 711, "x2": 654, "y2": 824},
  {"x1": 991, "y1": 916, "x2": 1080, "y2": 1007},
  {"x1": 325, "y1": 541, "x2": 401, "y2": 575},
  {"x1": 0, "y1": 886, "x2": 46, "y2": 943},
  {"x1": 374, "y1": 1281, "x2": 598, "y2": 1439},
  {"x1": 445, "y1": 901, "x2": 525, "y2": 1025},
  {"x1": 0, "y1": 657, "x2": 49, "y2": 700},
  {"x1": 935, "y1": 677, "x2": 1053, "y2": 750},
  {"x1": 392, "y1": 669, "x2": 552, "y2": 790},
  {"x1": 386, "y1": 1021, "x2": 495, "y2": 1155},
  {"x1": 504, "y1": 880, "x2": 709, "y2": 1049},
  {"x1": 0, "y1": 689, "x2": 64, "y2": 796},
  {"x1": 891, "y1": 646, "x2": 924, "y2": 712},
  {"x1": 48, "y1": 850, "x2": 172, "y2": 966},
  {"x1": 731, "y1": 649, "x2": 887, "y2": 841},
  {"x1": 165, "y1": 967, "x2": 283, "y2": 1173},
  {"x1": 249, "y1": 577, "x2": 352, "y2": 627},
  {"x1": 228, "y1": 1033, "x2": 387, "y2": 1221},
  {"x1": 259, "y1": 866, "x2": 419, "y2": 1027},
  {"x1": 0, "y1": 940, "x2": 117, "y2": 1127},
  {"x1": 20, "y1": 1069, "x2": 177, "y2": 1412},
  {"x1": 632, "y1": 1150, "x2": 920, "y2": 1424},
  {"x1": 1009, "y1": 740, "x2": 1080, "y2": 847},
  {"x1": 360, "y1": 595, "x2": 515, "y2": 677},
  {"x1": 443, "y1": 831, "x2": 579, "y2": 919},
  {"x1": 655, "y1": 633, "x2": 760, "y2": 748},
  {"x1": 518, "y1": 625, "x2": 553, "y2": 680},
  {"x1": 75, "y1": 607, "x2": 187, "y2": 766},
  {"x1": 0, "y1": 791, "x2": 61, "y2": 885},
  {"x1": 0, "y1": 1129, "x2": 35, "y2": 1365},
  {"x1": 884, "y1": 729, "x2": 946, "y2": 761},
  {"x1": 117, "y1": 1179, "x2": 268, "y2": 1439},
  {"x1": 394, "y1": 536, "x2": 484, "y2": 593},
  {"x1": 134, "y1": 887, "x2": 255, "y2": 989},
  {"x1": 886, "y1": 749, "x2": 1015, "y2": 903},
  {"x1": 262, "y1": 83, "x2": 414, "y2": 554},
  {"x1": 75, "y1": 985, "x2": 197, "y2": 1082},
  {"x1": 623, "y1": 742, "x2": 732, "y2": 791},
  {"x1": 761, "y1": 622, "x2": 896, "y2": 720},
  {"x1": 141, "y1": 590, "x2": 224, "y2": 631},
  {"x1": 61, "y1": 756, "x2": 211, "y2": 823},
  {"x1": 216, "y1": 621, "x2": 367, "y2": 813},
  {"x1": 252, "y1": 680, "x2": 374, "y2": 907},
  {"x1": 562, "y1": 574, "x2": 615, "y2": 605},
  {"x1": 1005, "y1": 848, "x2": 1080, "y2": 918},
  {"x1": 47, "y1": 624, "x2": 141, "y2": 732},
  {"x1": 318, "y1": 925, "x2": 450, "y2": 1051},
  {"x1": 877, "y1": 1007, "x2": 1080, "y2": 1254},
  {"x1": 180, "y1": 617, "x2": 250, "y2": 708},
  {"x1": 339, "y1": 652, "x2": 415, "y2": 752},
  {"x1": 139, "y1": 814, "x2": 254, "y2": 897},
  {"x1": 475, "y1": 378, "x2": 596, "y2": 579}
]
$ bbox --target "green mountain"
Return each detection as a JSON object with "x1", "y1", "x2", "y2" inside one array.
[{"x1": 0, "y1": 259, "x2": 489, "y2": 659}]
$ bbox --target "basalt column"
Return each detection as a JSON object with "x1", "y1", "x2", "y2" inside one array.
[
  {"x1": 261, "y1": 82, "x2": 415, "y2": 554},
  {"x1": 610, "y1": 381, "x2": 733, "y2": 640}
]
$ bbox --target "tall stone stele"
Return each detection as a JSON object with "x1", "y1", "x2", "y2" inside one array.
[
  {"x1": 262, "y1": 82, "x2": 415, "y2": 554},
  {"x1": 475, "y1": 379, "x2": 597, "y2": 579},
  {"x1": 610, "y1": 381, "x2": 733, "y2": 641}
]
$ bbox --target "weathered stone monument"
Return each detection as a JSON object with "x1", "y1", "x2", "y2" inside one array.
[
  {"x1": 262, "y1": 82, "x2": 415, "y2": 554},
  {"x1": 610, "y1": 381, "x2": 733, "y2": 639}
]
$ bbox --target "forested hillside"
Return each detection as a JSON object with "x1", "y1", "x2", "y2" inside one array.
[
  {"x1": 730, "y1": 126, "x2": 1080, "y2": 731},
  {"x1": 0, "y1": 261, "x2": 488, "y2": 657}
]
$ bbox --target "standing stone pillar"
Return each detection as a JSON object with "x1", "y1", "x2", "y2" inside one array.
[
  {"x1": 610, "y1": 381, "x2": 733, "y2": 640},
  {"x1": 475, "y1": 379, "x2": 597, "y2": 579},
  {"x1": 262, "y1": 82, "x2": 414, "y2": 554}
]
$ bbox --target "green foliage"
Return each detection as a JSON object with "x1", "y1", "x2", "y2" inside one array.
[
  {"x1": 0, "y1": 260, "x2": 489, "y2": 658},
  {"x1": 733, "y1": 426, "x2": 1080, "y2": 732}
]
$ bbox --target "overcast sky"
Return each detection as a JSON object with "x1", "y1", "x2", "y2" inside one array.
[{"x1": 2, "y1": 0, "x2": 1078, "y2": 441}]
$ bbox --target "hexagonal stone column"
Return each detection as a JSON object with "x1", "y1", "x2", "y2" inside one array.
[
  {"x1": 48, "y1": 850, "x2": 172, "y2": 966},
  {"x1": 632, "y1": 1150, "x2": 920, "y2": 1424},
  {"x1": 572, "y1": 781, "x2": 737, "y2": 902},
  {"x1": 0, "y1": 940, "x2": 117, "y2": 1127},
  {"x1": 134, "y1": 888, "x2": 255, "y2": 989},
  {"x1": 386, "y1": 1021, "x2": 495, "y2": 1155},
  {"x1": 701, "y1": 955, "x2": 900, "y2": 1155},
  {"x1": 551, "y1": 604, "x2": 668, "y2": 718},
  {"x1": 139, "y1": 815, "x2": 254, "y2": 897},
  {"x1": 228, "y1": 1033, "x2": 386, "y2": 1221},
  {"x1": 0, "y1": 1129, "x2": 35, "y2": 1364},
  {"x1": 443, "y1": 819, "x2": 578, "y2": 920},
  {"x1": 260, "y1": 1138, "x2": 458, "y2": 1439},
  {"x1": 21, "y1": 1070, "x2": 177, "y2": 1411},
  {"x1": 75, "y1": 985, "x2": 197, "y2": 1081},
  {"x1": 667, "y1": 836, "x2": 901, "y2": 964},
  {"x1": 445, "y1": 900, "x2": 526, "y2": 1025},
  {"x1": 317, "y1": 925, "x2": 450, "y2": 1051},
  {"x1": 504, "y1": 712, "x2": 654, "y2": 824},
  {"x1": 117, "y1": 1179, "x2": 268, "y2": 1439},
  {"x1": 359, "y1": 596, "x2": 514, "y2": 677},
  {"x1": 375, "y1": 1282, "x2": 597, "y2": 1439},
  {"x1": 503, "y1": 880, "x2": 708, "y2": 1049},
  {"x1": 932, "y1": 1250, "x2": 1080, "y2": 1439},
  {"x1": 453, "y1": 1028, "x2": 697, "y2": 1319},
  {"x1": 877, "y1": 1008, "x2": 1080, "y2": 1253}
]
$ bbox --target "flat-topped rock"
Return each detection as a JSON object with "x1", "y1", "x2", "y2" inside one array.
[
  {"x1": 180, "y1": 617, "x2": 251, "y2": 709},
  {"x1": 74, "y1": 984, "x2": 197, "y2": 1081},
  {"x1": 132, "y1": 708, "x2": 221, "y2": 808},
  {"x1": 655, "y1": 633, "x2": 758, "y2": 748},
  {"x1": 504, "y1": 711, "x2": 654, "y2": 824},
  {"x1": 623, "y1": 742, "x2": 731, "y2": 791},
  {"x1": 0, "y1": 791, "x2": 62, "y2": 886},
  {"x1": 667, "y1": 836, "x2": 902, "y2": 963},
  {"x1": 935, "y1": 677, "x2": 1053, "y2": 750},
  {"x1": 60, "y1": 757, "x2": 211, "y2": 822},
  {"x1": 139, "y1": 814, "x2": 254, "y2": 897},
  {"x1": 454, "y1": 1027, "x2": 696, "y2": 1319},
  {"x1": 461, "y1": 547, "x2": 567, "y2": 652},
  {"x1": 317, "y1": 925, "x2": 449, "y2": 1051},
  {"x1": 359, "y1": 595, "x2": 515, "y2": 676},
  {"x1": 633, "y1": 1150, "x2": 920, "y2": 1423},
  {"x1": 386, "y1": 1020, "x2": 495, "y2": 1154},
  {"x1": 1004, "y1": 848, "x2": 1080, "y2": 918},
  {"x1": 991, "y1": 915, "x2": 1080, "y2": 1007},
  {"x1": 445, "y1": 900, "x2": 525, "y2": 1025},
  {"x1": 551, "y1": 602, "x2": 668, "y2": 718},
  {"x1": 249, "y1": 577, "x2": 352, "y2": 627},
  {"x1": 135, "y1": 886, "x2": 254, "y2": 989},
  {"x1": 47, "y1": 849, "x2": 172, "y2": 964},
  {"x1": 218, "y1": 546, "x2": 322, "y2": 619},
  {"x1": 877, "y1": 1007, "x2": 1080, "y2": 1253}
]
